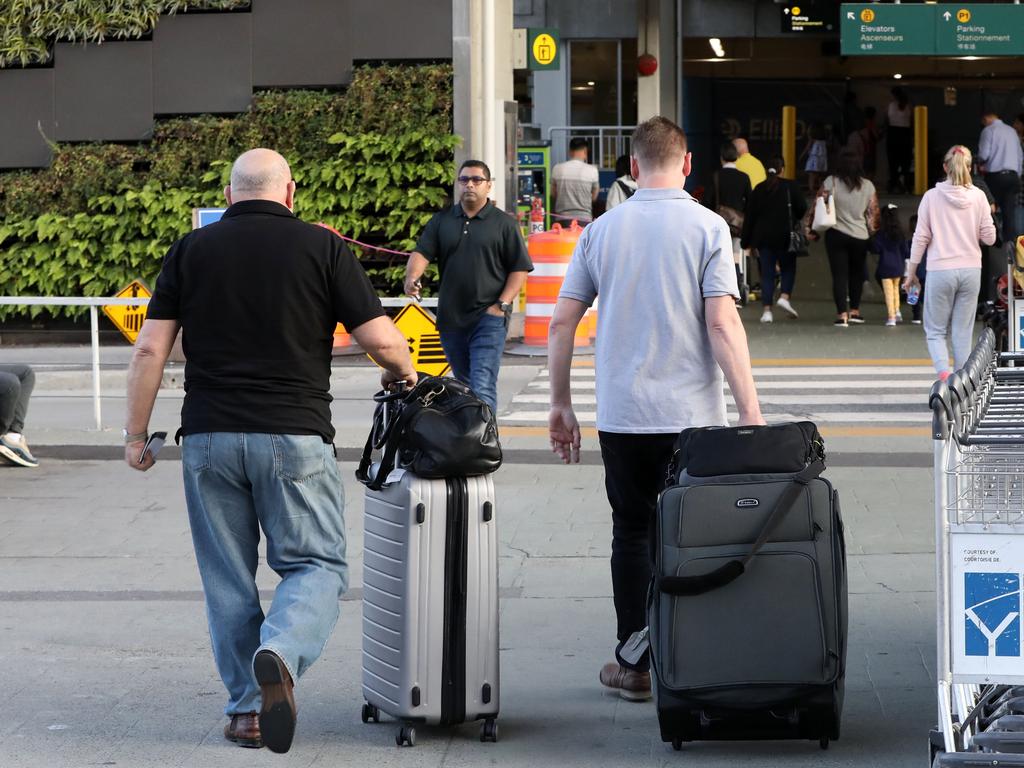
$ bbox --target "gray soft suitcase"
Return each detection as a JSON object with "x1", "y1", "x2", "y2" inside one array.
[
  {"x1": 650, "y1": 423, "x2": 847, "y2": 751},
  {"x1": 360, "y1": 471, "x2": 500, "y2": 746}
]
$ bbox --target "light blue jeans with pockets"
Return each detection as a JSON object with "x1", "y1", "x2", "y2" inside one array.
[
  {"x1": 922, "y1": 267, "x2": 981, "y2": 376},
  {"x1": 181, "y1": 432, "x2": 347, "y2": 716}
]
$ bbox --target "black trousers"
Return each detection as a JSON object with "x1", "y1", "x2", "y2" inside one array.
[
  {"x1": 887, "y1": 126, "x2": 912, "y2": 191},
  {"x1": 0, "y1": 364, "x2": 34, "y2": 434},
  {"x1": 825, "y1": 229, "x2": 870, "y2": 315},
  {"x1": 598, "y1": 430, "x2": 677, "y2": 671},
  {"x1": 986, "y1": 171, "x2": 1022, "y2": 246}
]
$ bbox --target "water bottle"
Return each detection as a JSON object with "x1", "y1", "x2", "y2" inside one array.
[{"x1": 907, "y1": 283, "x2": 920, "y2": 306}]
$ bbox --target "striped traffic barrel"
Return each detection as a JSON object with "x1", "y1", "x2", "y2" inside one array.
[
  {"x1": 333, "y1": 323, "x2": 352, "y2": 349},
  {"x1": 524, "y1": 222, "x2": 589, "y2": 347}
]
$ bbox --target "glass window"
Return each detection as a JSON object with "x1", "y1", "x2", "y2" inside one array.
[{"x1": 569, "y1": 40, "x2": 619, "y2": 127}]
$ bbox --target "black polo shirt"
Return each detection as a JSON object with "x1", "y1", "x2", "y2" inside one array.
[
  {"x1": 146, "y1": 199, "x2": 384, "y2": 442},
  {"x1": 414, "y1": 200, "x2": 532, "y2": 331}
]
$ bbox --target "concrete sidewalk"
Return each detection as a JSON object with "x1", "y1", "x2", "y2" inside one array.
[{"x1": 0, "y1": 452, "x2": 937, "y2": 768}]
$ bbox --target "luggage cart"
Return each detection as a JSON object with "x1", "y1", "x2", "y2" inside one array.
[
  {"x1": 1006, "y1": 237, "x2": 1024, "y2": 354},
  {"x1": 931, "y1": 328, "x2": 1024, "y2": 765}
]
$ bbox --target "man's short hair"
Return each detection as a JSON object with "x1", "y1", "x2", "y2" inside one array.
[
  {"x1": 720, "y1": 141, "x2": 739, "y2": 163},
  {"x1": 459, "y1": 159, "x2": 491, "y2": 180},
  {"x1": 631, "y1": 117, "x2": 688, "y2": 169},
  {"x1": 569, "y1": 138, "x2": 589, "y2": 152}
]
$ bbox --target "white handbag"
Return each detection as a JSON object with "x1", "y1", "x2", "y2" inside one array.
[{"x1": 812, "y1": 191, "x2": 837, "y2": 233}]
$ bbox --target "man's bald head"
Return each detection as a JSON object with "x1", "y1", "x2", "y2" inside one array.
[
  {"x1": 732, "y1": 138, "x2": 749, "y2": 156},
  {"x1": 225, "y1": 149, "x2": 295, "y2": 209}
]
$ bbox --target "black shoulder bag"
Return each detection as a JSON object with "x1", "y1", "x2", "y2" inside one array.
[{"x1": 356, "y1": 375, "x2": 503, "y2": 490}]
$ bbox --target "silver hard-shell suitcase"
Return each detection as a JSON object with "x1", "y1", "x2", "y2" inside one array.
[{"x1": 361, "y1": 471, "x2": 499, "y2": 746}]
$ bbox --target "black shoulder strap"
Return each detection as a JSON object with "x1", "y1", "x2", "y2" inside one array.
[{"x1": 658, "y1": 459, "x2": 825, "y2": 597}]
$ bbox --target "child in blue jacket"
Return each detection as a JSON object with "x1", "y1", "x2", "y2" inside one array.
[{"x1": 871, "y1": 204, "x2": 910, "y2": 326}]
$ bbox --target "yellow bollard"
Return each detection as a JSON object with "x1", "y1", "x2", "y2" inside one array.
[
  {"x1": 782, "y1": 106, "x2": 797, "y2": 180},
  {"x1": 914, "y1": 106, "x2": 928, "y2": 196}
]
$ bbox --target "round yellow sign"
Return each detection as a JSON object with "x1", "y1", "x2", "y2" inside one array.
[
  {"x1": 532, "y1": 33, "x2": 557, "y2": 66},
  {"x1": 957, "y1": 8, "x2": 971, "y2": 23},
  {"x1": 860, "y1": 8, "x2": 875, "y2": 23},
  {"x1": 792, "y1": 6, "x2": 801, "y2": 16}
]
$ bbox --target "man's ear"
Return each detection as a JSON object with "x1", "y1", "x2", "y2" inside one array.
[
  {"x1": 682, "y1": 152, "x2": 693, "y2": 178},
  {"x1": 284, "y1": 180, "x2": 296, "y2": 211},
  {"x1": 630, "y1": 156, "x2": 640, "y2": 182},
  {"x1": 223, "y1": 185, "x2": 233, "y2": 206}
]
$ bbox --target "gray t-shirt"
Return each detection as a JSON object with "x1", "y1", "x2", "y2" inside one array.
[
  {"x1": 552, "y1": 158, "x2": 600, "y2": 221},
  {"x1": 558, "y1": 188, "x2": 738, "y2": 433},
  {"x1": 823, "y1": 176, "x2": 876, "y2": 241}
]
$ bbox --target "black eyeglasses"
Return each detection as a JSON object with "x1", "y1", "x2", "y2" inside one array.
[{"x1": 458, "y1": 175, "x2": 490, "y2": 185}]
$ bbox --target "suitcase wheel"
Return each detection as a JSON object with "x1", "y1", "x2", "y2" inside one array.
[
  {"x1": 671, "y1": 737, "x2": 683, "y2": 751},
  {"x1": 396, "y1": 725, "x2": 416, "y2": 747},
  {"x1": 361, "y1": 702, "x2": 380, "y2": 724},
  {"x1": 819, "y1": 734, "x2": 829, "y2": 750},
  {"x1": 480, "y1": 718, "x2": 499, "y2": 743}
]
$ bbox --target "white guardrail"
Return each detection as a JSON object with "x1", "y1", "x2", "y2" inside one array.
[{"x1": 0, "y1": 296, "x2": 438, "y2": 430}]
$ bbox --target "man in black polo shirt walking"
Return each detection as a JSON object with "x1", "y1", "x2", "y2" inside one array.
[
  {"x1": 403, "y1": 159, "x2": 532, "y2": 412},
  {"x1": 124, "y1": 148, "x2": 416, "y2": 753}
]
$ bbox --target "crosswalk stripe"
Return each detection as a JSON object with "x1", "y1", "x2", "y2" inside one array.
[
  {"x1": 502, "y1": 411, "x2": 928, "y2": 424},
  {"x1": 541, "y1": 366, "x2": 936, "y2": 377},
  {"x1": 529, "y1": 380, "x2": 935, "y2": 391},
  {"x1": 512, "y1": 393, "x2": 927, "y2": 406}
]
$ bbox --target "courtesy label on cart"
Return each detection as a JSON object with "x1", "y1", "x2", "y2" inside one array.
[{"x1": 952, "y1": 534, "x2": 1024, "y2": 677}]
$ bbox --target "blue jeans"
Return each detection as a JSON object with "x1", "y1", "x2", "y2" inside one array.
[
  {"x1": 758, "y1": 246, "x2": 796, "y2": 307},
  {"x1": 440, "y1": 312, "x2": 507, "y2": 412},
  {"x1": 181, "y1": 432, "x2": 347, "y2": 715}
]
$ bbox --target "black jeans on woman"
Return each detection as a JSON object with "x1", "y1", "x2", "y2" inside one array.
[
  {"x1": 598, "y1": 430, "x2": 678, "y2": 672},
  {"x1": 825, "y1": 228, "x2": 870, "y2": 316},
  {"x1": 887, "y1": 125, "x2": 912, "y2": 193}
]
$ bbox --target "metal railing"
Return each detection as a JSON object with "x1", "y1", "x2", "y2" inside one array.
[
  {"x1": 0, "y1": 296, "x2": 437, "y2": 430},
  {"x1": 547, "y1": 125, "x2": 636, "y2": 170}
]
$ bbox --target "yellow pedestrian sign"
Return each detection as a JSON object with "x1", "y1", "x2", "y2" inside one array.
[
  {"x1": 379, "y1": 302, "x2": 450, "y2": 377},
  {"x1": 102, "y1": 280, "x2": 151, "y2": 344}
]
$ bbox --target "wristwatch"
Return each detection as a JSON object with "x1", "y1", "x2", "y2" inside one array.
[
  {"x1": 122, "y1": 428, "x2": 148, "y2": 443},
  {"x1": 498, "y1": 301, "x2": 513, "y2": 316}
]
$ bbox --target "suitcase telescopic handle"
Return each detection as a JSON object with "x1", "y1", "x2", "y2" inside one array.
[{"x1": 658, "y1": 460, "x2": 825, "y2": 597}]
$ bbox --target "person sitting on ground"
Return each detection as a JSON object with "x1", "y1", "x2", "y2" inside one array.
[
  {"x1": 732, "y1": 137, "x2": 767, "y2": 190},
  {"x1": 604, "y1": 154, "x2": 637, "y2": 211},
  {"x1": 740, "y1": 156, "x2": 806, "y2": 323},
  {"x1": 0, "y1": 364, "x2": 38, "y2": 468}
]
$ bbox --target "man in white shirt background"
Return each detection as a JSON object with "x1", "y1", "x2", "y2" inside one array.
[{"x1": 551, "y1": 138, "x2": 600, "y2": 225}]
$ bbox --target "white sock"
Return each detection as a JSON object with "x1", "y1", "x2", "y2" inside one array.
[{"x1": 5, "y1": 432, "x2": 22, "y2": 442}]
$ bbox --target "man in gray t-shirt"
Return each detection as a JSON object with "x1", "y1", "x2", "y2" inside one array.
[
  {"x1": 551, "y1": 138, "x2": 600, "y2": 224},
  {"x1": 546, "y1": 117, "x2": 764, "y2": 701}
]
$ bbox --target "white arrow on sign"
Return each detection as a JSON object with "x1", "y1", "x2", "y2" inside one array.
[
  {"x1": 943, "y1": 11, "x2": 952, "y2": 21},
  {"x1": 784, "y1": 8, "x2": 790, "y2": 14},
  {"x1": 846, "y1": 11, "x2": 854, "y2": 19}
]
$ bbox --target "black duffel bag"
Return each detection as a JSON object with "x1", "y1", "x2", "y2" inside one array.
[
  {"x1": 356, "y1": 374, "x2": 503, "y2": 490},
  {"x1": 665, "y1": 420, "x2": 825, "y2": 486}
]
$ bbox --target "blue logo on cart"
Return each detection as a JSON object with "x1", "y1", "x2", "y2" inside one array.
[
  {"x1": 965, "y1": 572, "x2": 1021, "y2": 657},
  {"x1": 1019, "y1": 314, "x2": 1024, "y2": 347}
]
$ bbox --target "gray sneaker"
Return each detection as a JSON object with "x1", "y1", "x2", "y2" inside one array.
[{"x1": 0, "y1": 434, "x2": 39, "y2": 468}]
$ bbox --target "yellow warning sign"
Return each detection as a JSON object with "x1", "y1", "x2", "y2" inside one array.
[
  {"x1": 374, "y1": 302, "x2": 450, "y2": 377},
  {"x1": 860, "y1": 8, "x2": 875, "y2": 23},
  {"x1": 102, "y1": 280, "x2": 151, "y2": 344},
  {"x1": 956, "y1": 8, "x2": 971, "y2": 23},
  {"x1": 532, "y1": 33, "x2": 557, "y2": 66}
]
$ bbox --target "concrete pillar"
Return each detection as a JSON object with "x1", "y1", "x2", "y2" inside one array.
[
  {"x1": 636, "y1": 0, "x2": 677, "y2": 123},
  {"x1": 452, "y1": 0, "x2": 515, "y2": 211}
]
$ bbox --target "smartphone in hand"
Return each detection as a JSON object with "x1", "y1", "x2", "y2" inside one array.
[{"x1": 139, "y1": 431, "x2": 167, "y2": 464}]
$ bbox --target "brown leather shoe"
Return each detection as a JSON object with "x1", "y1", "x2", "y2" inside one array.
[
  {"x1": 599, "y1": 661, "x2": 652, "y2": 701},
  {"x1": 223, "y1": 712, "x2": 262, "y2": 748},
  {"x1": 254, "y1": 650, "x2": 297, "y2": 754}
]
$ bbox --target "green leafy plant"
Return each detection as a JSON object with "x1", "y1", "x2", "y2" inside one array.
[{"x1": 0, "y1": 65, "x2": 457, "y2": 320}]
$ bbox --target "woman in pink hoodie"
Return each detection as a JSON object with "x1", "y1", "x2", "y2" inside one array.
[{"x1": 904, "y1": 145, "x2": 997, "y2": 379}]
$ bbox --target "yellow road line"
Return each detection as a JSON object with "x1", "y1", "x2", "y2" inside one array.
[
  {"x1": 499, "y1": 425, "x2": 930, "y2": 438},
  {"x1": 570, "y1": 358, "x2": 937, "y2": 368}
]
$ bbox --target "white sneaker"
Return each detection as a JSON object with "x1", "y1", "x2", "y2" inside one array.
[
  {"x1": 885, "y1": 317, "x2": 897, "y2": 327},
  {"x1": 896, "y1": 311, "x2": 904, "y2": 323},
  {"x1": 776, "y1": 297, "x2": 799, "y2": 318},
  {"x1": 760, "y1": 309, "x2": 773, "y2": 323}
]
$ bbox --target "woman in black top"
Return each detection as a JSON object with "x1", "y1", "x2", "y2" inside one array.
[{"x1": 740, "y1": 156, "x2": 807, "y2": 323}]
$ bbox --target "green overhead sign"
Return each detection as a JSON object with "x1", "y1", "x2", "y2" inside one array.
[
  {"x1": 840, "y1": 4, "x2": 1024, "y2": 56},
  {"x1": 527, "y1": 28, "x2": 560, "y2": 70}
]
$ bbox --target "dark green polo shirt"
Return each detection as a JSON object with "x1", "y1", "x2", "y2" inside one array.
[{"x1": 414, "y1": 201, "x2": 532, "y2": 331}]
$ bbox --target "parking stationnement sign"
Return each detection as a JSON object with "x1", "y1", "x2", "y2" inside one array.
[
  {"x1": 102, "y1": 280, "x2": 151, "y2": 344},
  {"x1": 841, "y1": 3, "x2": 1024, "y2": 55},
  {"x1": 528, "y1": 28, "x2": 560, "y2": 70},
  {"x1": 379, "y1": 302, "x2": 450, "y2": 377}
]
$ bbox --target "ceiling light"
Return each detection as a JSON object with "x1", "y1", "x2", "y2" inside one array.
[
  {"x1": 586, "y1": 80, "x2": 595, "y2": 86},
  {"x1": 893, "y1": 73, "x2": 903, "y2": 80},
  {"x1": 709, "y1": 38, "x2": 725, "y2": 58}
]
